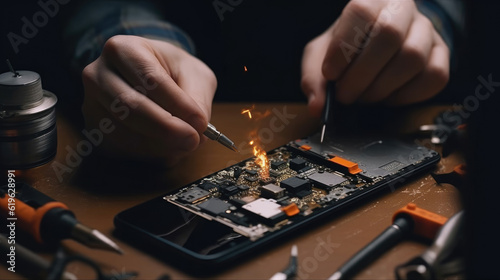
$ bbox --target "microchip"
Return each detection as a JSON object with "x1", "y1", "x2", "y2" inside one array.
[
  {"x1": 295, "y1": 189, "x2": 312, "y2": 199},
  {"x1": 289, "y1": 157, "x2": 307, "y2": 171},
  {"x1": 221, "y1": 185, "x2": 240, "y2": 197},
  {"x1": 242, "y1": 198, "x2": 283, "y2": 219},
  {"x1": 245, "y1": 169, "x2": 258, "y2": 176},
  {"x1": 237, "y1": 185, "x2": 250, "y2": 191},
  {"x1": 198, "y1": 182, "x2": 218, "y2": 191},
  {"x1": 259, "y1": 177, "x2": 276, "y2": 185},
  {"x1": 271, "y1": 160, "x2": 287, "y2": 170},
  {"x1": 177, "y1": 187, "x2": 211, "y2": 204},
  {"x1": 280, "y1": 177, "x2": 310, "y2": 194},
  {"x1": 308, "y1": 172, "x2": 348, "y2": 190},
  {"x1": 198, "y1": 198, "x2": 232, "y2": 216},
  {"x1": 260, "y1": 184, "x2": 285, "y2": 199}
]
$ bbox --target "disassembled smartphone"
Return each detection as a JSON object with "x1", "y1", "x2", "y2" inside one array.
[{"x1": 114, "y1": 133, "x2": 440, "y2": 272}]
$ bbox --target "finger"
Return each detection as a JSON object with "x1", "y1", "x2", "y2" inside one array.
[
  {"x1": 333, "y1": 2, "x2": 415, "y2": 104},
  {"x1": 83, "y1": 61, "x2": 201, "y2": 153},
  {"x1": 301, "y1": 34, "x2": 331, "y2": 118},
  {"x1": 384, "y1": 34, "x2": 450, "y2": 106},
  {"x1": 321, "y1": 0, "x2": 384, "y2": 81},
  {"x1": 174, "y1": 58, "x2": 217, "y2": 120},
  {"x1": 101, "y1": 36, "x2": 208, "y2": 134},
  {"x1": 360, "y1": 14, "x2": 434, "y2": 103}
]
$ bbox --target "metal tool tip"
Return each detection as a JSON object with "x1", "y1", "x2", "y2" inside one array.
[
  {"x1": 291, "y1": 245, "x2": 298, "y2": 257},
  {"x1": 320, "y1": 124, "x2": 326, "y2": 143}
]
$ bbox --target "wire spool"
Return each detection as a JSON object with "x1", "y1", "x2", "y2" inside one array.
[{"x1": 0, "y1": 70, "x2": 58, "y2": 169}]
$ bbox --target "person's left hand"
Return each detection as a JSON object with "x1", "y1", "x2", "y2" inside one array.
[{"x1": 301, "y1": 0, "x2": 450, "y2": 117}]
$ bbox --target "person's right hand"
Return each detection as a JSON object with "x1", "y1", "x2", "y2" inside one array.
[{"x1": 81, "y1": 35, "x2": 217, "y2": 165}]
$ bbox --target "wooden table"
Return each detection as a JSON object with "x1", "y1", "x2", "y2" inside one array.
[{"x1": 1, "y1": 103, "x2": 462, "y2": 279}]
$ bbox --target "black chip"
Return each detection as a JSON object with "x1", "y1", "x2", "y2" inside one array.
[
  {"x1": 295, "y1": 189, "x2": 313, "y2": 198},
  {"x1": 198, "y1": 182, "x2": 218, "y2": 191},
  {"x1": 289, "y1": 157, "x2": 307, "y2": 171},
  {"x1": 271, "y1": 160, "x2": 287, "y2": 170},
  {"x1": 177, "y1": 187, "x2": 210, "y2": 204},
  {"x1": 221, "y1": 185, "x2": 240, "y2": 197},
  {"x1": 245, "y1": 169, "x2": 258, "y2": 175},
  {"x1": 280, "y1": 177, "x2": 311, "y2": 193},
  {"x1": 237, "y1": 185, "x2": 250, "y2": 191},
  {"x1": 244, "y1": 176, "x2": 258, "y2": 182},
  {"x1": 198, "y1": 198, "x2": 232, "y2": 216}
]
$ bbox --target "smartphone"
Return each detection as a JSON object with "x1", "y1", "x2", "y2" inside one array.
[{"x1": 113, "y1": 133, "x2": 440, "y2": 273}]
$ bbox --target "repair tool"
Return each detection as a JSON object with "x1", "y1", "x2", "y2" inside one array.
[
  {"x1": 431, "y1": 164, "x2": 467, "y2": 190},
  {"x1": 328, "y1": 203, "x2": 448, "y2": 280},
  {"x1": 320, "y1": 82, "x2": 335, "y2": 143},
  {"x1": 269, "y1": 244, "x2": 298, "y2": 280},
  {"x1": 0, "y1": 60, "x2": 58, "y2": 169},
  {"x1": 0, "y1": 182, "x2": 123, "y2": 254},
  {"x1": 395, "y1": 210, "x2": 464, "y2": 280},
  {"x1": 204, "y1": 122, "x2": 238, "y2": 152},
  {"x1": 0, "y1": 234, "x2": 77, "y2": 280}
]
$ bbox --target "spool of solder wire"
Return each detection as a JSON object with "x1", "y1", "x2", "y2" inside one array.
[{"x1": 0, "y1": 67, "x2": 58, "y2": 169}]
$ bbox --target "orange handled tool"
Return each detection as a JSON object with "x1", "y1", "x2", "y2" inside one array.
[
  {"x1": 0, "y1": 182, "x2": 122, "y2": 254},
  {"x1": 0, "y1": 195, "x2": 68, "y2": 243},
  {"x1": 328, "y1": 203, "x2": 449, "y2": 280}
]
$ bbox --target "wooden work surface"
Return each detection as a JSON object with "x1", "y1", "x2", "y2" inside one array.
[{"x1": 1, "y1": 103, "x2": 463, "y2": 280}]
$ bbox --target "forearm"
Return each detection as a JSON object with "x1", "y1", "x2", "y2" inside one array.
[{"x1": 62, "y1": 0, "x2": 195, "y2": 74}]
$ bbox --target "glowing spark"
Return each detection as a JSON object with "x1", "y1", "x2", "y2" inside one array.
[
  {"x1": 244, "y1": 65, "x2": 248, "y2": 72},
  {"x1": 241, "y1": 109, "x2": 252, "y2": 119}
]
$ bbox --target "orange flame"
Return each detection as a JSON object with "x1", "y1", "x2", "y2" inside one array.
[
  {"x1": 251, "y1": 140, "x2": 269, "y2": 178},
  {"x1": 242, "y1": 105, "x2": 270, "y2": 178}
]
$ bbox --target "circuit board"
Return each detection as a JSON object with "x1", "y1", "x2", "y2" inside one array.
[{"x1": 163, "y1": 133, "x2": 440, "y2": 242}]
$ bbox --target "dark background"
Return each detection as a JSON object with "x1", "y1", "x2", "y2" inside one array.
[{"x1": 1, "y1": 1, "x2": 499, "y2": 278}]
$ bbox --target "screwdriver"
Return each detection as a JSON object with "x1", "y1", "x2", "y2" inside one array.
[
  {"x1": 328, "y1": 203, "x2": 448, "y2": 280},
  {"x1": 0, "y1": 188, "x2": 123, "y2": 254},
  {"x1": 320, "y1": 82, "x2": 336, "y2": 143},
  {"x1": 204, "y1": 122, "x2": 238, "y2": 152}
]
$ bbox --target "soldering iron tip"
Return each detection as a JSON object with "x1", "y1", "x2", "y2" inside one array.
[{"x1": 291, "y1": 245, "x2": 298, "y2": 257}]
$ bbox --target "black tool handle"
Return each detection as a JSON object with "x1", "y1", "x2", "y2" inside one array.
[{"x1": 333, "y1": 216, "x2": 413, "y2": 279}]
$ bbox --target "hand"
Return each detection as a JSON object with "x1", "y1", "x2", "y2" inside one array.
[
  {"x1": 301, "y1": 0, "x2": 450, "y2": 117},
  {"x1": 81, "y1": 35, "x2": 217, "y2": 165}
]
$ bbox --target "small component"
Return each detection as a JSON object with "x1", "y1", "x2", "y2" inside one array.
[
  {"x1": 308, "y1": 172, "x2": 347, "y2": 190},
  {"x1": 230, "y1": 198, "x2": 248, "y2": 208},
  {"x1": 198, "y1": 198, "x2": 232, "y2": 216},
  {"x1": 281, "y1": 203, "x2": 300, "y2": 217},
  {"x1": 198, "y1": 182, "x2": 218, "y2": 191},
  {"x1": 245, "y1": 169, "x2": 258, "y2": 176},
  {"x1": 243, "y1": 176, "x2": 258, "y2": 183},
  {"x1": 233, "y1": 166, "x2": 243, "y2": 179},
  {"x1": 329, "y1": 156, "x2": 362, "y2": 175},
  {"x1": 299, "y1": 144, "x2": 312, "y2": 151},
  {"x1": 271, "y1": 160, "x2": 287, "y2": 170},
  {"x1": 260, "y1": 184, "x2": 285, "y2": 199},
  {"x1": 219, "y1": 212, "x2": 250, "y2": 227},
  {"x1": 269, "y1": 169, "x2": 281, "y2": 177},
  {"x1": 280, "y1": 177, "x2": 311, "y2": 194},
  {"x1": 260, "y1": 177, "x2": 276, "y2": 185},
  {"x1": 289, "y1": 157, "x2": 307, "y2": 171},
  {"x1": 242, "y1": 198, "x2": 286, "y2": 225},
  {"x1": 295, "y1": 189, "x2": 312, "y2": 199},
  {"x1": 220, "y1": 185, "x2": 240, "y2": 197},
  {"x1": 237, "y1": 185, "x2": 250, "y2": 191},
  {"x1": 177, "y1": 187, "x2": 211, "y2": 204}
]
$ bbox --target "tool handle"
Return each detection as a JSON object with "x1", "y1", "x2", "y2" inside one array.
[
  {"x1": 393, "y1": 203, "x2": 448, "y2": 240},
  {"x1": 0, "y1": 194, "x2": 68, "y2": 243}
]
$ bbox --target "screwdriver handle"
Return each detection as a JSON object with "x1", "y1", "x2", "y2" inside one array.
[{"x1": 0, "y1": 194, "x2": 68, "y2": 243}]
